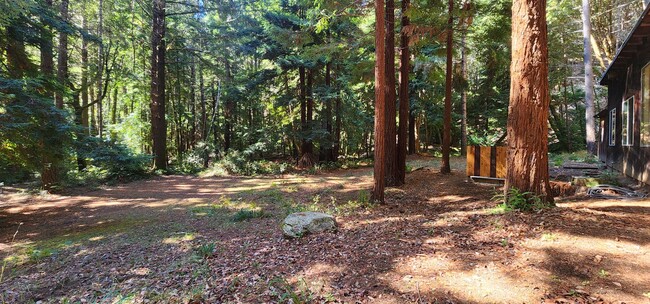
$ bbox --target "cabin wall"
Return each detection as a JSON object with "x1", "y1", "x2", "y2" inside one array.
[{"x1": 602, "y1": 52, "x2": 650, "y2": 184}]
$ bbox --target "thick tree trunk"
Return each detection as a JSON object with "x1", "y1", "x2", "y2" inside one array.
[
  {"x1": 373, "y1": 0, "x2": 387, "y2": 203},
  {"x1": 396, "y1": 0, "x2": 410, "y2": 185},
  {"x1": 441, "y1": 0, "x2": 453, "y2": 174},
  {"x1": 582, "y1": 0, "x2": 596, "y2": 153},
  {"x1": 384, "y1": 0, "x2": 397, "y2": 186},
  {"x1": 55, "y1": 0, "x2": 69, "y2": 109},
  {"x1": 505, "y1": 0, "x2": 553, "y2": 203},
  {"x1": 150, "y1": 0, "x2": 167, "y2": 170},
  {"x1": 199, "y1": 63, "x2": 207, "y2": 141}
]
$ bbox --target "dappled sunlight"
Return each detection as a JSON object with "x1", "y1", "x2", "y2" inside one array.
[{"x1": 391, "y1": 253, "x2": 546, "y2": 302}]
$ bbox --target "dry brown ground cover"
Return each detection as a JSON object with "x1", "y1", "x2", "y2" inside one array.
[{"x1": 1, "y1": 156, "x2": 649, "y2": 303}]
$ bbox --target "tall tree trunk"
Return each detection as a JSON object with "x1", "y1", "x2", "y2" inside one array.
[
  {"x1": 441, "y1": 0, "x2": 453, "y2": 174},
  {"x1": 582, "y1": 0, "x2": 596, "y2": 153},
  {"x1": 460, "y1": 21, "x2": 468, "y2": 156},
  {"x1": 199, "y1": 62, "x2": 207, "y2": 141},
  {"x1": 40, "y1": 0, "x2": 54, "y2": 98},
  {"x1": 321, "y1": 62, "x2": 334, "y2": 162},
  {"x1": 111, "y1": 85, "x2": 118, "y2": 124},
  {"x1": 81, "y1": 14, "x2": 90, "y2": 135},
  {"x1": 373, "y1": 0, "x2": 387, "y2": 203},
  {"x1": 384, "y1": 0, "x2": 397, "y2": 186},
  {"x1": 97, "y1": 0, "x2": 104, "y2": 138},
  {"x1": 505, "y1": 0, "x2": 553, "y2": 203},
  {"x1": 55, "y1": 0, "x2": 69, "y2": 110},
  {"x1": 396, "y1": 0, "x2": 410, "y2": 185},
  {"x1": 190, "y1": 61, "x2": 197, "y2": 147},
  {"x1": 224, "y1": 59, "x2": 233, "y2": 152},
  {"x1": 151, "y1": 0, "x2": 167, "y2": 170},
  {"x1": 408, "y1": 111, "x2": 416, "y2": 154},
  {"x1": 334, "y1": 79, "x2": 342, "y2": 160}
]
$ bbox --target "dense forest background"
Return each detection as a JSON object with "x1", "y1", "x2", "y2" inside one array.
[{"x1": 0, "y1": 0, "x2": 644, "y2": 188}]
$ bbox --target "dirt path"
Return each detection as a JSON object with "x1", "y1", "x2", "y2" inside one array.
[{"x1": 1, "y1": 157, "x2": 649, "y2": 303}]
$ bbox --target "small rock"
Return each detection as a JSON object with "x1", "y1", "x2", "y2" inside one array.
[
  {"x1": 282, "y1": 212, "x2": 337, "y2": 238},
  {"x1": 594, "y1": 255, "x2": 603, "y2": 264},
  {"x1": 612, "y1": 281, "x2": 622, "y2": 288}
]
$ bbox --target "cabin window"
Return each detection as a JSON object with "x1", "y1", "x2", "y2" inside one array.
[
  {"x1": 642, "y1": 63, "x2": 650, "y2": 146},
  {"x1": 609, "y1": 109, "x2": 616, "y2": 146},
  {"x1": 622, "y1": 96, "x2": 633, "y2": 146}
]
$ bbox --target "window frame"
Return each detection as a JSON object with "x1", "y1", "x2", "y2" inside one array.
[
  {"x1": 609, "y1": 108, "x2": 617, "y2": 147},
  {"x1": 622, "y1": 96, "x2": 634, "y2": 147}
]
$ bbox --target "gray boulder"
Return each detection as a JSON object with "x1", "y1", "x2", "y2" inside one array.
[{"x1": 282, "y1": 212, "x2": 337, "y2": 238}]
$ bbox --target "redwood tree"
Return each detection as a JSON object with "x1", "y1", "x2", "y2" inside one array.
[
  {"x1": 151, "y1": 0, "x2": 167, "y2": 170},
  {"x1": 441, "y1": 0, "x2": 453, "y2": 174},
  {"x1": 396, "y1": 0, "x2": 410, "y2": 185},
  {"x1": 505, "y1": 0, "x2": 553, "y2": 203},
  {"x1": 384, "y1": 0, "x2": 397, "y2": 186},
  {"x1": 373, "y1": 0, "x2": 387, "y2": 203}
]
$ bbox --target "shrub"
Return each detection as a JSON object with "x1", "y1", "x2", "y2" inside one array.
[
  {"x1": 77, "y1": 137, "x2": 151, "y2": 180},
  {"x1": 491, "y1": 187, "x2": 552, "y2": 212}
]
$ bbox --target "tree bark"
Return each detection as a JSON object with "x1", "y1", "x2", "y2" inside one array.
[
  {"x1": 151, "y1": 0, "x2": 167, "y2": 170},
  {"x1": 408, "y1": 111, "x2": 416, "y2": 154},
  {"x1": 396, "y1": 0, "x2": 410, "y2": 185},
  {"x1": 460, "y1": 19, "x2": 468, "y2": 156},
  {"x1": 505, "y1": 0, "x2": 553, "y2": 203},
  {"x1": 55, "y1": 0, "x2": 69, "y2": 110},
  {"x1": 441, "y1": 0, "x2": 453, "y2": 174},
  {"x1": 81, "y1": 14, "x2": 89, "y2": 135},
  {"x1": 97, "y1": 0, "x2": 104, "y2": 138},
  {"x1": 582, "y1": 0, "x2": 596, "y2": 153},
  {"x1": 384, "y1": 0, "x2": 397, "y2": 186},
  {"x1": 373, "y1": 0, "x2": 387, "y2": 203}
]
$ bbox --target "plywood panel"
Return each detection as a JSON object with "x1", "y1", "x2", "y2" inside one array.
[
  {"x1": 466, "y1": 146, "x2": 475, "y2": 176},
  {"x1": 480, "y1": 147, "x2": 491, "y2": 177},
  {"x1": 496, "y1": 146, "x2": 507, "y2": 178}
]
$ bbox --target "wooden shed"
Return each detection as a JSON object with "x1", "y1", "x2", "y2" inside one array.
[{"x1": 599, "y1": 4, "x2": 650, "y2": 184}]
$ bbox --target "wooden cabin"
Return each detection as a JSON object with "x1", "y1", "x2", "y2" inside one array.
[{"x1": 599, "y1": 5, "x2": 650, "y2": 183}]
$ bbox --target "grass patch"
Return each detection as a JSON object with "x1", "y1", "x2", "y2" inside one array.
[
  {"x1": 232, "y1": 209, "x2": 269, "y2": 222},
  {"x1": 3, "y1": 219, "x2": 140, "y2": 267}
]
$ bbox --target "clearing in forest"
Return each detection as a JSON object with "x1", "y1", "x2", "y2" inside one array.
[{"x1": 1, "y1": 157, "x2": 649, "y2": 303}]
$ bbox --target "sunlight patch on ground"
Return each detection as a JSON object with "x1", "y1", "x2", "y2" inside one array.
[{"x1": 391, "y1": 254, "x2": 546, "y2": 303}]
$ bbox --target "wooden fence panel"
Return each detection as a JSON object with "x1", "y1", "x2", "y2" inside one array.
[{"x1": 466, "y1": 146, "x2": 507, "y2": 178}]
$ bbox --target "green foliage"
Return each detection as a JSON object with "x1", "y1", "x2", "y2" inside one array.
[
  {"x1": 209, "y1": 146, "x2": 290, "y2": 176},
  {"x1": 491, "y1": 187, "x2": 552, "y2": 213},
  {"x1": 78, "y1": 137, "x2": 152, "y2": 180},
  {"x1": 268, "y1": 276, "x2": 314, "y2": 303},
  {"x1": 194, "y1": 243, "x2": 216, "y2": 259},
  {"x1": 231, "y1": 209, "x2": 268, "y2": 222}
]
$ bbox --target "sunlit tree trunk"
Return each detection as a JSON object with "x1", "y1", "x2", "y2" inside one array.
[
  {"x1": 505, "y1": 0, "x2": 553, "y2": 203},
  {"x1": 582, "y1": 0, "x2": 596, "y2": 153},
  {"x1": 441, "y1": 0, "x2": 453, "y2": 174},
  {"x1": 385, "y1": 0, "x2": 398, "y2": 186},
  {"x1": 151, "y1": 0, "x2": 167, "y2": 170},
  {"x1": 396, "y1": 0, "x2": 410, "y2": 185},
  {"x1": 373, "y1": 0, "x2": 387, "y2": 203}
]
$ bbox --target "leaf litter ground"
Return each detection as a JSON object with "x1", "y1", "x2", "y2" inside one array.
[{"x1": 1, "y1": 157, "x2": 649, "y2": 303}]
